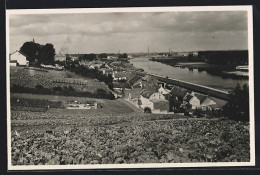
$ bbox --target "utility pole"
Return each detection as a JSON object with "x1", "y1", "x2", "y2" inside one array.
[{"x1": 148, "y1": 46, "x2": 149, "y2": 57}]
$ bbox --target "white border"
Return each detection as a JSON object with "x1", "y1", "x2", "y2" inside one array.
[{"x1": 6, "y1": 6, "x2": 255, "y2": 170}]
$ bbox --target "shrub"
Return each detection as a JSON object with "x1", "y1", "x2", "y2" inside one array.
[
  {"x1": 144, "y1": 107, "x2": 152, "y2": 113},
  {"x1": 35, "y1": 85, "x2": 44, "y2": 89},
  {"x1": 53, "y1": 86, "x2": 62, "y2": 91}
]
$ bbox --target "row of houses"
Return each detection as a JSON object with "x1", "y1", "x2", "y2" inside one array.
[{"x1": 124, "y1": 74, "x2": 226, "y2": 114}]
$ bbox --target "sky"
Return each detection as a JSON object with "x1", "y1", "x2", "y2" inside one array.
[{"x1": 8, "y1": 10, "x2": 248, "y2": 54}]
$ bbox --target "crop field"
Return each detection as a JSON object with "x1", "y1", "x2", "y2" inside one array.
[
  {"x1": 11, "y1": 93, "x2": 136, "y2": 115},
  {"x1": 11, "y1": 109, "x2": 250, "y2": 165},
  {"x1": 10, "y1": 67, "x2": 108, "y2": 93}
]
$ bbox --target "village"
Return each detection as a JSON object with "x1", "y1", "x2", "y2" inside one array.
[{"x1": 9, "y1": 48, "x2": 227, "y2": 118}]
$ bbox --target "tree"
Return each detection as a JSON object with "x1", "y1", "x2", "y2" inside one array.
[
  {"x1": 99, "y1": 53, "x2": 108, "y2": 59},
  {"x1": 118, "y1": 53, "x2": 128, "y2": 59},
  {"x1": 20, "y1": 41, "x2": 56, "y2": 65},
  {"x1": 144, "y1": 107, "x2": 151, "y2": 113},
  {"x1": 78, "y1": 54, "x2": 97, "y2": 61},
  {"x1": 38, "y1": 43, "x2": 55, "y2": 64},
  {"x1": 222, "y1": 83, "x2": 249, "y2": 121},
  {"x1": 20, "y1": 41, "x2": 41, "y2": 63}
]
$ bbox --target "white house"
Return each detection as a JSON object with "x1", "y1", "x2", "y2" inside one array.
[
  {"x1": 124, "y1": 88, "x2": 142, "y2": 107},
  {"x1": 10, "y1": 50, "x2": 29, "y2": 66},
  {"x1": 55, "y1": 53, "x2": 66, "y2": 62},
  {"x1": 10, "y1": 60, "x2": 18, "y2": 66},
  {"x1": 184, "y1": 93, "x2": 217, "y2": 111},
  {"x1": 139, "y1": 85, "x2": 170, "y2": 114}
]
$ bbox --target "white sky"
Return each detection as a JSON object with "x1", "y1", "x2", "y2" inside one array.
[{"x1": 8, "y1": 11, "x2": 248, "y2": 54}]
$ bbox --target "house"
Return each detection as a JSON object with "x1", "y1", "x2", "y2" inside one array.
[
  {"x1": 10, "y1": 60, "x2": 18, "y2": 66},
  {"x1": 142, "y1": 75, "x2": 158, "y2": 87},
  {"x1": 139, "y1": 85, "x2": 171, "y2": 114},
  {"x1": 9, "y1": 50, "x2": 29, "y2": 66},
  {"x1": 158, "y1": 84, "x2": 171, "y2": 95},
  {"x1": 184, "y1": 93, "x2": 217, "y2": 111},
  {"x1": 55, "y1": 53, "x2": 66, "y2": 62},
  {"x1": 102, "y1": 68, "x2": 114, "y2": 76},
  {"x1": 112, "y1": 72, "x2": 131, "y2": 81},
  {"x1": 127, "y1": 75, "x2": 143, "y2": 88},
  {"x1": 150, "y1": 99, "x2": 170, "y2": 114},
  {"x1": 170, "y1": 86, "x2": 191, "y2": 101},
  {"x1": 209, "y1": 97, "x2": 227, "y2": 110},
  {"x1": 124, "y1": 88, "x2": 142, "y2": 107}
]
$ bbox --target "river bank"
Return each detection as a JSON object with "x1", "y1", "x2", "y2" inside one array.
[{"x1": 150, "y1": 58, "x2": 248, "y2": 80}]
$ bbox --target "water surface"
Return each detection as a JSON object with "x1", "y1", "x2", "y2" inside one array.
[{"x1": 130, "y1": 57, "x2": 248, "y2": 91}]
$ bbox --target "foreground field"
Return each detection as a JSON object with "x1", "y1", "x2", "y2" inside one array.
[{"x1": 11, "y1": 110, "x2": 250, "y2": 165}]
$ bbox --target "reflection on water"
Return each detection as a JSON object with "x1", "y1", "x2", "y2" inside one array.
[{"x1": 130, "y1": 57, "x2": 248, "y2": 91}]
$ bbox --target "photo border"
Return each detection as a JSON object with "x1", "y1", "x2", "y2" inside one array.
[{"x1": 6, "y1": 5, "x2": 255, "y2": 170}]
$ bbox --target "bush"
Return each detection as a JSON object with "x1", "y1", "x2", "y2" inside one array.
[
  {"x1": 53, "y1": 86, "x2": 62, "y2": 91},
  {"x1": 144, "y1": 107, "x2": 152, "y2": 113},
  {"x1": 222, "y1": 83, "x2": 249, "y2": 121},
  {"x1": 35, "y1": 85, "x2": 44, "y2": 89},
  {"x1": 96, "y1": 89, "x2": 107, "y2": 94}
]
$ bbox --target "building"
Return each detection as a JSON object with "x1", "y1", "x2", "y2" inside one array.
[
  {"x1": 9, "y1": 50, "x2": 29, "y2": 66},
  {"x1": 112, "y1": 72, "x2": 131, "y2": 81},
  {"x1": 139, "y1": 85, "x2": 170, "y2": 114},
  {"x1": 102, "y1": 68, "x2": 114, "y2": 76},
  {"x1": 142, "y1": 75, "x2": 158, "y2": 87},
  {"x1": 183, "y1": 92, "x2": 217, "y2": 111},
  {"x1": 10, "y1": 60, "x2": 18, "y2": 66},
  {"x1": 150, "y1": 99, "x2": 170, "y2": 114},
  {"x1": 127, "y1": 75, "x2": 143, "y2": 88},
  {"x1": 170, "y1": 86, "x2": 191, "y2": 101},
  {"x1": 124, "y1": 88, "x2": 142, "y2": 107},
  {"x1": 55, "y1": 53, "x2": 66, "y2": 62}
]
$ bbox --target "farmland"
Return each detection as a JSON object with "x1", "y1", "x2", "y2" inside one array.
[
  {"x1": 11, "y1": 107, "x2": 250, "y2": 165},
  {"x1": 10, "y1": 67, "x2": 109, "y2": 93}
]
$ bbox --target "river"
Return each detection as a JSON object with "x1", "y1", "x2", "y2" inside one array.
[{"x1": 129, "y1": 57, "x2": 248, "y2": 91}]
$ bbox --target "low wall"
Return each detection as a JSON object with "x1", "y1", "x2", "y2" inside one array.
[{"x1": 137, "y1": 72, "x2": 229, "y2": 100}]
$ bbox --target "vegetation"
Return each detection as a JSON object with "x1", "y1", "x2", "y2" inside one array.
[
  {"x1": 118, "y1": 53, "x2": 128, "y2": 59},
  {"x1": 78, "y1": 54, "x2": 97, "y2": 61},
  {"x1": 20, "y1": 41, "x2": 55, "y2": 65},
  {"x1": 198, "y1": 50, "x2": 248, "y2": 65},
  {"x1": 223, "y1": 83, "x2": 249, "y2": 121},
  {"x1": 11, "y1": 85, "x2": 115, "y2": 100},
  {"x1": 64, "y1": 61, "x2": 114, "y2": 90},
  {"x1": 11, "y1": 97, "x2": 63, "y2": 112},
  {"x1": 144, "y1": 107, "x2": 152, "y2": 113},
  {"x1": 11, "y1": 111, "x2": 250, "y2": 165}
]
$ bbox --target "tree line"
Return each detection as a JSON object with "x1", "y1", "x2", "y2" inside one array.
[{"x1": 64, "y1": 60, "x2": 114, "y2": 90}]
